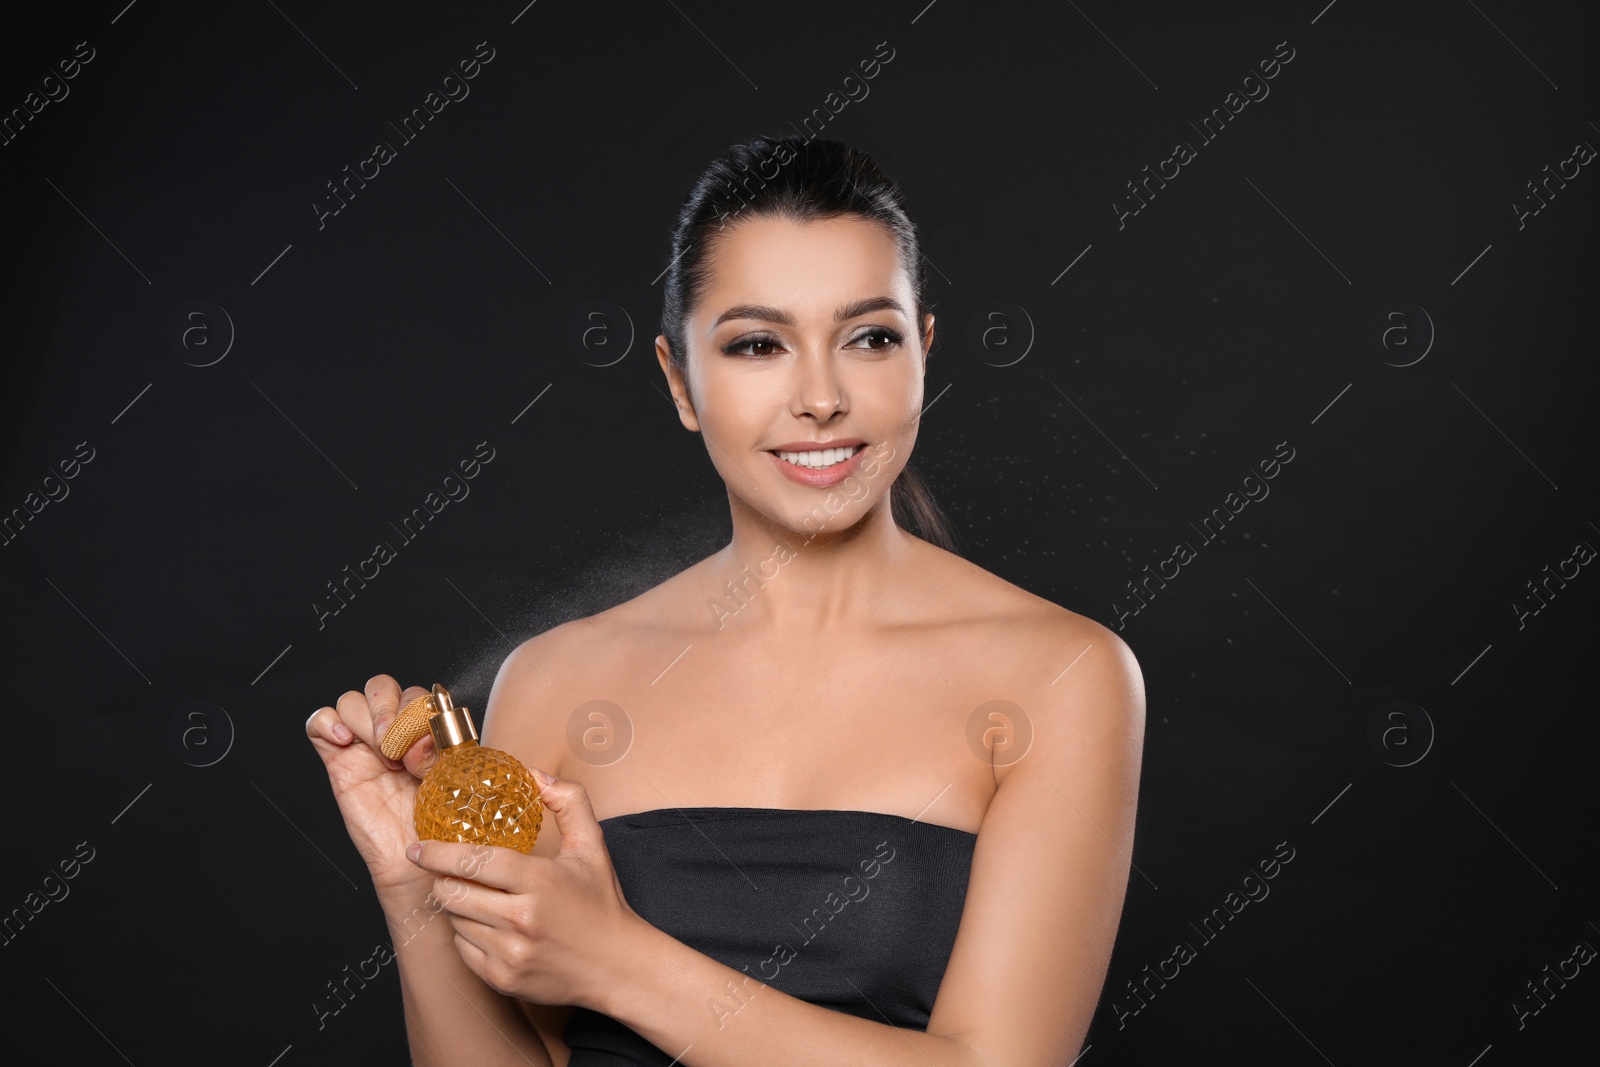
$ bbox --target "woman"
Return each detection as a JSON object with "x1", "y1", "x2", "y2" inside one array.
[{"x1": 306, "y1": 135, "x2": 1145, "y2": 1066}]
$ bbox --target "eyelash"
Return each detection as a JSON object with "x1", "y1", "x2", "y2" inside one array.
[{"x1": 722, "y1": 327, "x2": 905, "y2": 358}]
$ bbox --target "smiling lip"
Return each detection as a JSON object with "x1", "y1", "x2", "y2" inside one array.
[
  {"x1": 766, "y1": 438, "x2": 866, "y2": 452},
  {"x1": 767, "y1": 441, "x2": 869, "y2": 488}
]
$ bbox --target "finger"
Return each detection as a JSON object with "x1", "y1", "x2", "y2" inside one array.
[
  {"x1": 535, "y1": 773, "x2": 607, "y2": 860},
  {"x1": 451, "y1": 925, "x2": 495, "y2": 981},
  {"x1": 303, "y1": 707, "x2": 357, "y2": 770},
  {"x1": 333, "y1": 688, "x2": 377, "y2": 745},
  {"x1": 448, "y1": 912, "x2": 507, "y2": 957},
  {"x1": 401, "y1": 722, "x2": 438, "y2": 779},
  {"x1": 410, "y1": 839, "x2": 534, "y2": 892},
  {"x1": 432, "y1": 875, "x2": 509, "y2": 926},
  {"x1": 362, "y1": 674, "x2": 403, "y2": 762},
  {"x1": 335, "y1": 689, "x2": 402, "y2": 771},
  {"x1": 363, "y1": 673, "x2": 401, "y2": 729},
  {"x1": 304, "y1": 705, "x2": 354, "y2": 745}
]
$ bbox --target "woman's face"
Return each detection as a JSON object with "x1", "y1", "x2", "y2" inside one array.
[{"x1": 658, "y1": 213, "x2": 934, "y2": 535}]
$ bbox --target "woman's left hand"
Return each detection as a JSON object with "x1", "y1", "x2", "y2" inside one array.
[{"x1": 406, "y1": 771, "x2": 642, "y2": 1010}]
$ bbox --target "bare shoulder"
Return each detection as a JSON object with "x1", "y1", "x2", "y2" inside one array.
[
  {"x1": 474, "y1": 618, "x2": 585, "y2": 788},
  {"x1": 478, "y1": 559, "x2": 715, "y2": 749},
  {"x1": 915, "y1": 540, "x2": 1145, "y2": 720}
]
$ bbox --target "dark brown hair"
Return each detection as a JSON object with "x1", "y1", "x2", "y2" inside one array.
[{"x1": 659, "y1": 134, "x2": 960, "y2": 554}]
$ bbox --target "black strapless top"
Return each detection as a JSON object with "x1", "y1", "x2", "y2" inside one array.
[{"x1": 563, "y1": 807, "x2": 978, "y2": 1066}]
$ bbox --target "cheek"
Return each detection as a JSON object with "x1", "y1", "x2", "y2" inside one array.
[
  {"x1": 697, "y1": 365, "x2": 780, "y2": 437},
  {"x1": 896, "y1": 394, "x2": 922, "y2": 436},
  {"x1": 882, "y1": 362, "x2": 924, "y2": 426},
  {"x1": 887, "y1": 380, "x2": 922, "y2": 450}
]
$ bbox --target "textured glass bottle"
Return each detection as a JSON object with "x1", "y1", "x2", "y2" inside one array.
[{"x1": 379, "y1": 683, "x2": 542, "y2": 854}]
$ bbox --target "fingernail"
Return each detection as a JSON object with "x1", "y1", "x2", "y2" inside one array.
[
  {"x1": 531, "y1": 767, "x2": 555, "y2": 786},
  {"x1": 406, "y1": 843, "x2": 421, "y2": 863},
  {"x1": 332, "y1": 722, "x2": 352, "y2": 742}
]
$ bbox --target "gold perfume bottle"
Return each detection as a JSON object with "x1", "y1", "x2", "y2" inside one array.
[{"x1": 379, "y1": 683, "x2": 542, "y2": 854}]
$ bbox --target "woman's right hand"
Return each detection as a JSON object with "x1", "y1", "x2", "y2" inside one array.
[{"x1": 305, "y1": 675, "x2": 440, "y2": 897}]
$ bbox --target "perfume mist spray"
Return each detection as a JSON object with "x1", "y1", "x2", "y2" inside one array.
[{"x1": 379, "y1": 683, "x2": 542, "y2": 854}]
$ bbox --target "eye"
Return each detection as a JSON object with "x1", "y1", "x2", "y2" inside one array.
[
  {"x1": 721, "y1": 327, "x2": 905, "y2": 358},
  {"x1": 850, "y1": 327, "x2": 904, "y2": 352},
  {"x1": 722, "y1": 333, "x2": 783, "y2": 358}
]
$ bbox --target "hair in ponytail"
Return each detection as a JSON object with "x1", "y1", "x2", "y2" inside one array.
[
  {"x1": 659, "y1": 134, "x2": 962, "y2": 555},
  {"x1": 890, "y1": 464, "x2": 960, "y2": 553}
]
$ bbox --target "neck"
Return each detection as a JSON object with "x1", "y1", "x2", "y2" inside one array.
[{"x1": 708, "y1": 487, "x2": 919, "y2": 634}]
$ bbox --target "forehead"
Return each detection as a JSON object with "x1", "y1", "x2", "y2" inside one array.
[{"x1": 696, "y1": 214, "x2": 907, "y2": 323}]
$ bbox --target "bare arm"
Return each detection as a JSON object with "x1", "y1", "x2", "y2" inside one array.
[
  {"x1": 383, "y1": 876, "x2": 555, "y2": 1067},
  {"x1": 595, "y1": 922, "x2": 987, "y2": 1066},
  {"x1": 306, "y1": 671, "x2": 561, "y2": 1066}
]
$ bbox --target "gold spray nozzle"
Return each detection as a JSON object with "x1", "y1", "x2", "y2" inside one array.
[
  {"x1": 378, "y1": 683, "x2": 478, "y2": 761},
  {"x1": 427, "y1": 683, "x2": 478, "y2": 752}
]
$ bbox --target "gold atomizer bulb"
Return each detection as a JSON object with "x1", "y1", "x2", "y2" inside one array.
[{"x1": 380, "y1": 683, "x2": 542, "y2": 854}]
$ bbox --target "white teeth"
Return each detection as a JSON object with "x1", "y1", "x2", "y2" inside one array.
[{"x1": 775, "y1": 445, "x2": 862, "y2": 469}]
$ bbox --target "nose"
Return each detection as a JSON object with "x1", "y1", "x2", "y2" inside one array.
[{"x1": 790, "y1": 346, "x2": 845, "y2": 421}]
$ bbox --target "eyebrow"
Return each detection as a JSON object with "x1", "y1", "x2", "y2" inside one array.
[{"x1": 711, "y1": 296, "x2": 906, "y2": 329}]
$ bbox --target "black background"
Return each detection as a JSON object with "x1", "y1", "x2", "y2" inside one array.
[{"x1": 2, "y1": 1, "x2": 1596, "y2": 1063}]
